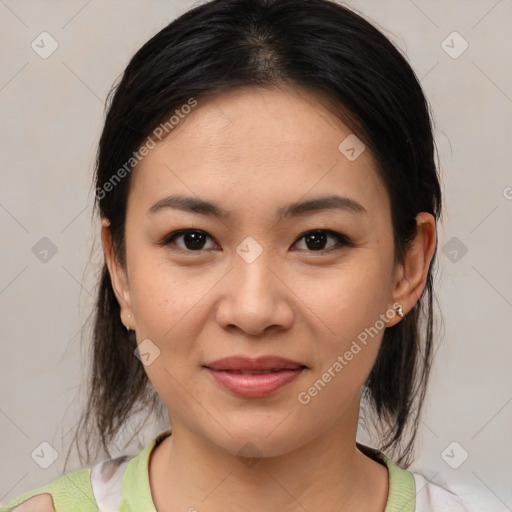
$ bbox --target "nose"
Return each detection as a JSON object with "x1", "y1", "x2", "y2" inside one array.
[{"x1": 215, "y1": 252, "x2": 294, "y2": 336}]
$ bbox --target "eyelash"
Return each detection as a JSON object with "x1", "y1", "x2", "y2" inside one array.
[{"x1": 159, "y1": 229, "x2": 354, "y2": 254}]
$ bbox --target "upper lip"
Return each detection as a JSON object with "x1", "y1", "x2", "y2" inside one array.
[{"x1": 203, "y1": 355, "x2": 306, "y2": 371}]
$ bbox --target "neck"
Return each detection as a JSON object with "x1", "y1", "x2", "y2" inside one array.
[{"x1": 149, "y1": 404, "x2": 389, "y2": 512}]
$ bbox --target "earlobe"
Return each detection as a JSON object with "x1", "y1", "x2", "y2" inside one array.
[
  {"x1": 100, "y1": 218, "x2": 134, "y2": 329},
  {"x1": 388, "y1": 212, "x2": 437, "y2": 325}
]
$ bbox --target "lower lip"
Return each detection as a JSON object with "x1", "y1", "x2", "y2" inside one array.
[{"x1": 205, "y1": 368, "x2": 305, "y2": 398}]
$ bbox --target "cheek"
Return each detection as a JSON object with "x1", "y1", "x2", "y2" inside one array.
[
  {"x1": 295, "y1": 267, "x2": 390, "y2": 424},
  {"x1": 300, "y1": 253, "x2": 394, "y2": 389},
  {"x1": 310, "y1": 253, "x2": 394, "y2": 337},
  {"x1": 128, "y1": 251, "x2": 216, "y2": 338}
]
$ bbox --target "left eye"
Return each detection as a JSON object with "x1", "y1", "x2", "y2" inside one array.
[
  {"x1": 293, "y1": 230, "x2": 352, "y2": 252},
  {"x1": 161, "y1": 229, "x2": 351, "y2": 253}
]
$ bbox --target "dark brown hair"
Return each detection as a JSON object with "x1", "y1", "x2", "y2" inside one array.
[{"x1": 66, "y1": 0, "x2": 441, "y2": 471}]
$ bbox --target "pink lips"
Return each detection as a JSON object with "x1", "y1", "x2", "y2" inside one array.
[{"x1": 203, "y1": 355, "x2": 306, "y2": 398}]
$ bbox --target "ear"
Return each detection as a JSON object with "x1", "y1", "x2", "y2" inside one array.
[
  {"x1": 101, "y1": 218, "x2": 135, "y2": 331},
  {"x1": 387, "y1": 212, "x2": 437, "y2": 327}
]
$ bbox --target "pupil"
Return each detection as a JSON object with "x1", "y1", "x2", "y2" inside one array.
[
  {"x1": 306, "y1": 232, "x2": 326, "y2": 251},
  {"x1": 185, "y1": 232, "x2": 206, "y2": 250}
]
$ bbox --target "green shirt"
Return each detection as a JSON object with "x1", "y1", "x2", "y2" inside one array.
[{"x1": 0, "y1": 430, "x2": 424, "y2": 511}]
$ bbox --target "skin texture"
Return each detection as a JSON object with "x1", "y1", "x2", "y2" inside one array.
[
  {"x1": 12, "y1": 493, "x2": 55, "y2": 511},
  {"x1": 102, "y1": 86, "x2": 436, "y2": 512}
]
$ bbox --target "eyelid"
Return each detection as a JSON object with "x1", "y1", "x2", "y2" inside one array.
[
  {"x1": 293, "y1": 229, "x2": 354, "y2": 251},
  {"x1": 159, "y1": 228, "x2": 354, "y2": 253},
  {"x1": 158, "y1": 229, "x2": 218, "y2": 251}
]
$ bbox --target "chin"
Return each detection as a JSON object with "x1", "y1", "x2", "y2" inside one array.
[{"x1": 200, "y1": 421, "x2": 312, "y2": 461}]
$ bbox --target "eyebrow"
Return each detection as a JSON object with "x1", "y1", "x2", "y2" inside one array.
[{"x1": 147, "y1": 194, "x2": 367, "y2": 219}]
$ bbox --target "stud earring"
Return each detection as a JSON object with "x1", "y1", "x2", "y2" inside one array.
[
  {"x1": 396, "y1": 304, "x2": 404, "y2": 318},
  {"x1": 126, "y1": 314, "x2": 132, "y2": 332}
]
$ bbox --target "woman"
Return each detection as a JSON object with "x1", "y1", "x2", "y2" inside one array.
[{"x1": 2, "y1": 0, "x2": 471, "y2": 510}]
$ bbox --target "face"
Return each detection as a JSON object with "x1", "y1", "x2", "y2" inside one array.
[{"x1": 104, "y1": 86, "x2": 409, "y2": 458}]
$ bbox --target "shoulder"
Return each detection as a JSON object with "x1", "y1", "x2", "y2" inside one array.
[
  {"x1": 0, "y1": 492, "x2": 57, "y2": 512},
  {"x1": 0, "y1": 454, "x2": 131, "y2": 512},
  {"x1": 0, "y1": 467, "x2": 93, "y2": 512},
  {"x1": 357, "y1": 442, "x2": 472, "y2": 512},
  {"x1": 412, "y1": 472, "x2": 471, "y2": 512},
  {"x1": 1, "y1": 430, "x2": 170, "y2": 512}
]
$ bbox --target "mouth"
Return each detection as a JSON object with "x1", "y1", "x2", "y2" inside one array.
[
  {"x1": 202, "y1": 355, "x2": 307, "y2": 372},
  {"x1": 208, "y1": 368, "x2": 305, "y2": 374},
  {"x1": 202, "y1": 355, "x2": 307, "y2": 398}
]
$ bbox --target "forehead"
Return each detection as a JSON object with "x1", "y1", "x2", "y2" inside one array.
[{"x1": 128, "y1": 86, "x2": 389, "y2": 220}]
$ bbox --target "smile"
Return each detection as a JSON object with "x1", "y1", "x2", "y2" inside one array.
[{"x1": 205, "y1": 367, "x2": 306, "y2": 398}]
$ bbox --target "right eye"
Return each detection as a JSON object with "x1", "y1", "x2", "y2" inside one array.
[{"x1": 160, "y1": 229, "x2": 218, "y2": 252}]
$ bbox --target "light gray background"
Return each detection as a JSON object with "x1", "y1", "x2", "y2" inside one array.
[{"x1": 1, "y1": 0, "x2": 511, "y2": 509}]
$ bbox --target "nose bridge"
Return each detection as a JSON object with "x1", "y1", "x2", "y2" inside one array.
[
  {"x1": 233, "y1": 241, "x2": 277, "y2": 305},
  {"x1": 216, "y1": 238, "x2": 292, "y2": 334}
]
